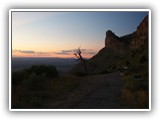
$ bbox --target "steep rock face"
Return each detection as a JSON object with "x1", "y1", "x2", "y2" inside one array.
[
  {"x1": 105, "y1": 30, "x2": 130, "y2": 54},
  {"x1": 71, "y1": 15, "x2": 148, "y2": 75},
  {"x1": 130, "y1": 15, "x2": 148, "y2": 49},
  {"x1": 105, "y1": 30, "x2": 119, "y2": 47}
]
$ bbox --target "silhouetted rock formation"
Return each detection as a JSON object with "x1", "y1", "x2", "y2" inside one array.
[
  {"x1": 71, "y1": 15, "x2": 148, "y2": 75},
  {"x1": 105, "y1": 30, "x2": 130, "y2": 54},
  {"x1": 131, "y1": 15, "x2": 148, "y2": 49}
]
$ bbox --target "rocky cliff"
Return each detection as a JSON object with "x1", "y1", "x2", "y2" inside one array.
[
  {"x1": 105, "y1": 30, "x2": 130, "y2": 54},
  {"x1": 71, "y1": 15, "x2": 149, "y2": 75},
  {"x1": 130, "y1": 15, "x2": 148, "y2": 49}
]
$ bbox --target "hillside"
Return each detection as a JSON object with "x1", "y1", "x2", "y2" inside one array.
[{"x1": 71, "y1": 15, "x2": 148, "y2": 77}]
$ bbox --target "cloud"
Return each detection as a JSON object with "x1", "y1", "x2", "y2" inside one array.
[
  {"x1": 36, "y1": 52, "x2": 49, "y2": 55},
  {"x1": 13, "y1": 50, "x2": 35, "y2": 54},
  {"x1": 54, "y1": 52, "x2": 70, "y2": 55},
  {"x1": 80, "y1": 49, "x2": 97, "y2": 55},
  {"x1": 54, "y1": 50, "x2": 71, "y2": 55},
  {"x1": 20, "y1": 50, "x2": 35, "y2": 54},
  {"x1": 54, "y1": 49, "x2": 74, "y2": 55},
  {"x1": 84, "y1": 51, "x2": 97, "y2": 55},
  {"x1": 54, "y1": 49, "x2": 97, "y2": 55},
  {"x1": 61, "y1": 50, "x2": 73, "y2": 53},
  {"x1": 12, "y1": 48, "x2": 97, "y2": 56}
]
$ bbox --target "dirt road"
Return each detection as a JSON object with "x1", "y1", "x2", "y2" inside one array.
[
  {"x1": 71, "y1": 72, "x2": 125, "y2": 109},
  {"x1": 47, "y1": 72, "x2": 127, "y2": 109}
]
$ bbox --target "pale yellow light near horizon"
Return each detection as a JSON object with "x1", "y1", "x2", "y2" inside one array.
[
  {"x1": 12, "y1": 12, "x2": 105, "y2": 58},
  {"x1": 13, "y1": 31, "x2": 103, "y2": 52},
  {"x1": 12, "y1": 11, "x2": 147, "y2": 58},
  {"x1": 12, "y1": 13, "x2": 102, "y2": 55}
]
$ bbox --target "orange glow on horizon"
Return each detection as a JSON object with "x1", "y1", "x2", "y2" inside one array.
[{"x1": 12, "y1": 51, "x2": 96, "y2": 58}]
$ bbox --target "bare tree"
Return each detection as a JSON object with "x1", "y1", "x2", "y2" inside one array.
[{"x1": 74, "y1": 47, "x2": 88, "y2": 75}]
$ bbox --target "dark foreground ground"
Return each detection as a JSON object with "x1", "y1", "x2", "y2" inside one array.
[
  {"x1": 12, "y1": 71, "x2": 148, "y2": 109},
  {"x1": 71, "y1": 72, "x2": 124, "y2": 109},
  {"x1": 45, "y1": 72, "x2": 129, "y2": 109}
]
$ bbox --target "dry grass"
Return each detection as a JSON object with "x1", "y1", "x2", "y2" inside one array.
[
  {"x1": 121, "y1": 74, "x2": 149, "y2": 108},
  {"x1": 12, "y1": 73, "x2": 80, "y2": 108},
  {"x1": 121, "y1": 88, "x2": 148, "y2": 108}
]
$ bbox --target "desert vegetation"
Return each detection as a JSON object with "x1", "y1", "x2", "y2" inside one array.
[
  {"x1": 12, "y1": 65, "x2": 77, "y2": 108},
  {"x1": 121, "y1": 75, "x2": 149, "y2": 108}
]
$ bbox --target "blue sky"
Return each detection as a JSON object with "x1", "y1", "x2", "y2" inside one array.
[{"x1": 12, "y1": 11, "x2": 148, "y2": 58}]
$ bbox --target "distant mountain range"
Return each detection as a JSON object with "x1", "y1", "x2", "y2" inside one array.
[
  {"x1": 71, "y1": 15, "x2": 148, "y2": 76},
  {"x1": 12, "y1": 57, "x2": 77, "y2": 73}
]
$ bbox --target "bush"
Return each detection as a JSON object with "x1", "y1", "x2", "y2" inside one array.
[
  {"x1": 27, "y1": 65, "x2": 58, "y2": 78},
  {"x1": 123, "y1": 75, "x2": 139, "y2": 90},
  {"x1": 125, "y1": 61, "x2": 130, "y2": 66},
  {"x1": 12, "y1": 73, "x2": 51, "y2": 108},
  {"x1": 121, "y1": 89, "x2": 148, "y2": 108},
  {"x1": 139, "y1": 55, "x2": 148, "y2": 64},
  {"x1": 136, "y1": 90, "x2": 149, "y2": 108},
  {"x1": 12, "y1": 65, "x2": 58, "y2": 85},
  {"x1": 21, "y1": 73, "x2": 47, "y2": 91},
  {"x1": 121, "y1": 75, "x2": 149, "y2": 108},
  {"x1": 55, "y1": 75, "x2": 79, "y2": 91},
  {"x1": 12, "y1": 70, "x2": 28, "y2": 85},
  {"x1": 112, "y1": 66, "x2": 116, "y2": 70}
]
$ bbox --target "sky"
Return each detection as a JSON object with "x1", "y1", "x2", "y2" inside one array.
[{"x1": 12, "y1": 11, "x2": 148, "y2": 58}]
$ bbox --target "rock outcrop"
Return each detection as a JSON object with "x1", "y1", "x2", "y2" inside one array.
[
  {"x1": 71, "y1": 15, "x2": 149, "y2": 75},
  {"x1": 130, "y1": 15, "x2": 148, "y2": 49},
  {"x1": 105, "y1": 30, "x2": 130, "y2": 54}
]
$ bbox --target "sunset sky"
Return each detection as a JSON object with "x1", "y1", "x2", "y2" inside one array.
[{"x1": 12, "y1": 10, "x2": 148, "y2": 58}]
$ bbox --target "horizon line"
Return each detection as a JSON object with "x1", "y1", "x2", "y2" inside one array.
[{"x1": 12, "y1": 56, "x2": 81, "y2": 59}]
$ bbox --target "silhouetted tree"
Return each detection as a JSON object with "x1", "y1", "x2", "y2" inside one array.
[{"x1": 74, "y1": 47, "x2": 88, "y2": 75}]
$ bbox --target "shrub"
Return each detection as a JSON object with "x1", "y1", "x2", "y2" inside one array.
[
  {"x1": 21, "y1": 73, "x2": 47, "y2": 91},
  {"x1": 12, "y1": 70, "x2": 28, "y2": 85},
  {"x1": 136, "y1": 90, "x2": 149, "y2": 108},
  {"x1": 12, "y1": 73, "x2": 50, "y2": 108},
  {"x1": 12, "y1": 65, "x2": 58, "y2": 86},
  {"x1": 123, "y1": 79, "x2": 139, "y2": 90},
  {"x1": 121, "y1": 89, "x2": 148, "y2": 108},
  {"x1": 125, "y1": 61, "x2": 130, "y2": 66},
  {"x1": 139, "y1": 55, "x2": 148, "y2": 64},
  {"x1": 122, "y1": 75, "x2": 149, "y2": 108},
  {"x1": 48, "y1": 74, "x2": 80, "y2": 98},
  {"x1": 27, "y1": 65, "x2": 58, "y2": 78},
  {"x1": 12, "y1": 65, "x2": 58, "y2": 108},
  {"x1": 112, "y1": 66, "x2": 116, "y2": 70},
  {"x1": 121, "y1": 89, "x2": 135, "y2": 104}
]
